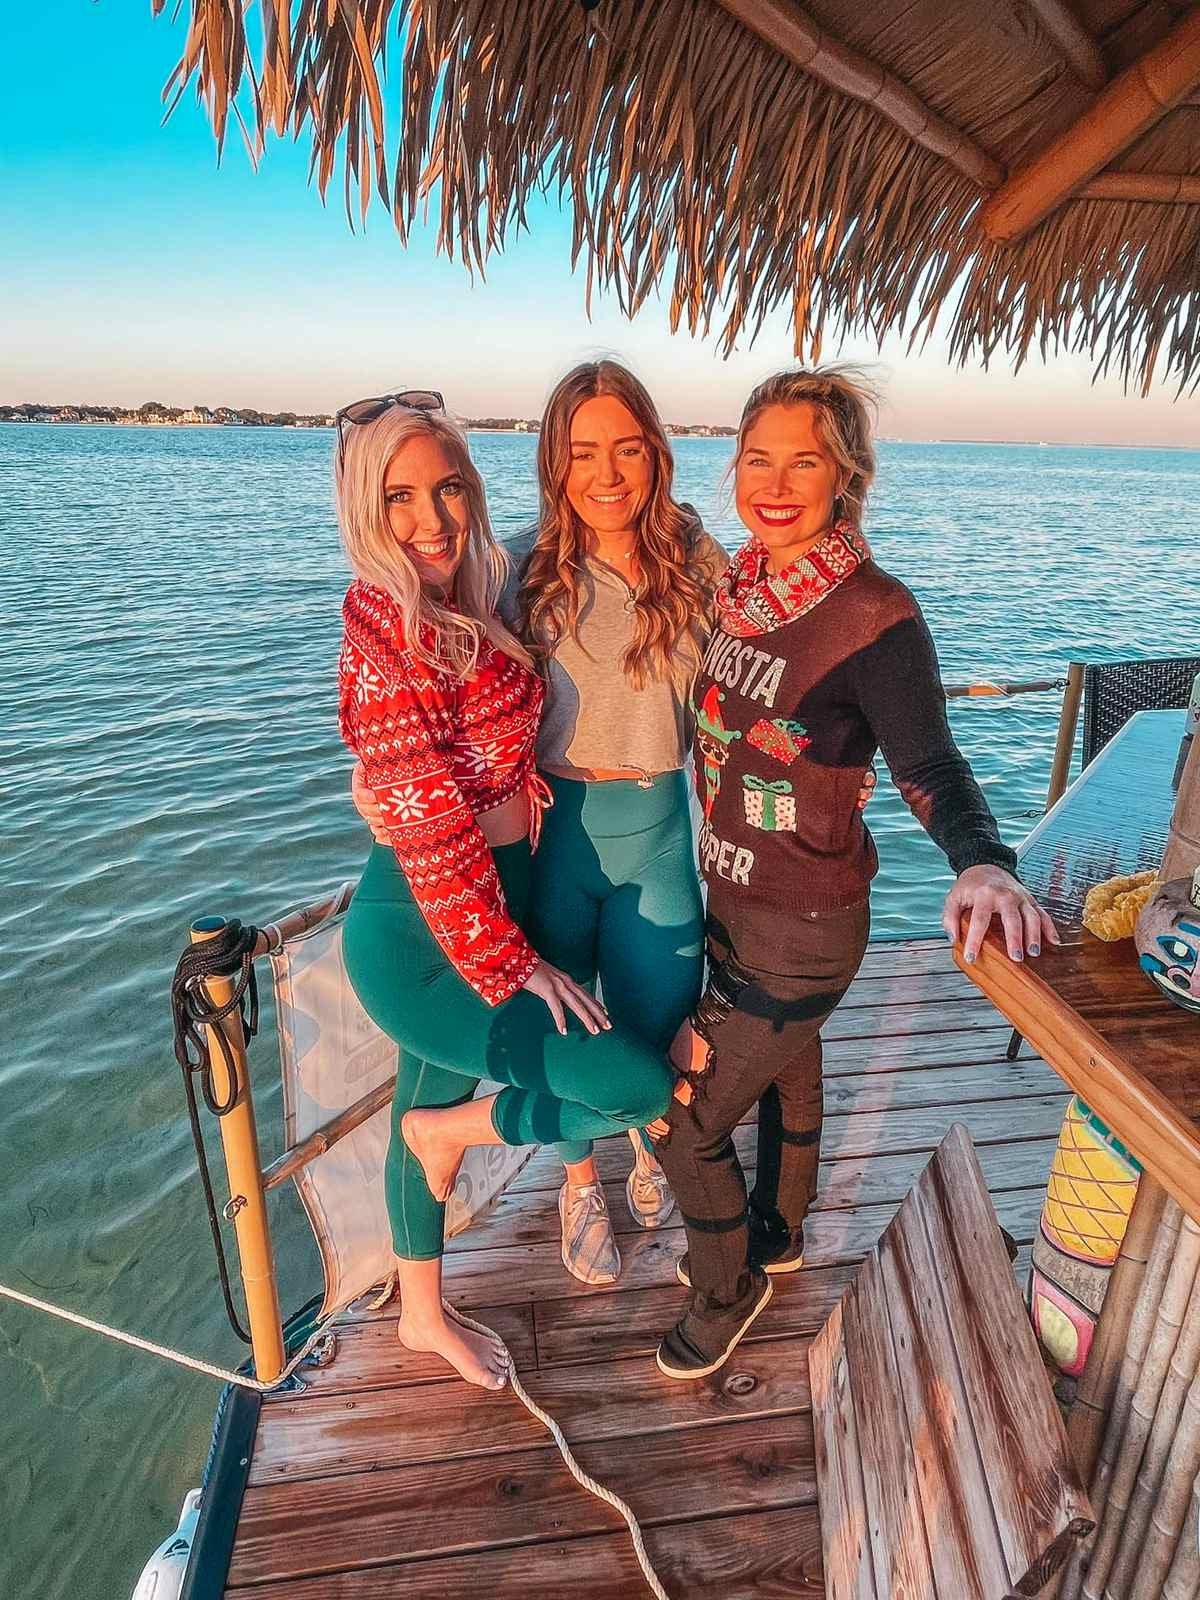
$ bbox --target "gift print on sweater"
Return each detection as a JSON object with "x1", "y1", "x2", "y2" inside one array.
[
  {"x1": 741, "y1": 773, "x2": 797, "y2": 832},
  {"x1": 746, "y1": 717, "x2": 811, "y2": 765}
]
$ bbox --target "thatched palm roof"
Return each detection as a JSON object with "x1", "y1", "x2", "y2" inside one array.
[{"x1": 158, "y1": 1, "x2": 1200, "y2": 391}]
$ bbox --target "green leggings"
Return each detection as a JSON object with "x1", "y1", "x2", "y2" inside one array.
[
  {"x1": 343, "y1": 838, "x2": 674, "y2": 1260},
  {"x1": 526, "y1": 771, "x2": 705, "y2": 1165}
]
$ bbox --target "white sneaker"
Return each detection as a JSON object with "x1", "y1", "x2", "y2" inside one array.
[
  {"x1": 626, "y1": 1130, "x2": 677, "y2": 1228},
  {"x1": 558, "y1": 1181, "x2": 621, "y2": 1285}
]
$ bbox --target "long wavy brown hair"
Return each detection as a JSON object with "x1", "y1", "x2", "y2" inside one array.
[{"x1": 518, "y1": 360, "x2": 711, "y2": 689}]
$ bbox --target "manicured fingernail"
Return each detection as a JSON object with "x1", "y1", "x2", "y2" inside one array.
[
  {"x1": 1011, "y1": 949, "x2": 1024, "y2": 962},
  {"x1": 964, "y1": 950, "x2": 975, "y2": 964},
  {"x1": 1029, "y1": 944, "x2": 1040, "y2": 957}
]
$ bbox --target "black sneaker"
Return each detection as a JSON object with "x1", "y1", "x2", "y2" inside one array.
[
  {"x1": 655, "y1": 1271, "x2": 773, "y2": 1380},
  {"x1": 675, "y1": 1228, "x2": 805, "y2": 1287}
]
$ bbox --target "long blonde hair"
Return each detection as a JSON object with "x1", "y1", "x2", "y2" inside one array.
[
  {"x1": 736, "y1": 367, "x2": 879, "y2": 527},
  {"x1": 518, "y1": 360, "x2": 710, "y2": 689},
  {"x1": 335, "y1": 406, "x2": 531, "y2": 677}
]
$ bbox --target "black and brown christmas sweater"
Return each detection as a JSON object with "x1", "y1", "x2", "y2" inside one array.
[{"x1": 692, "y1": 539, "x2": 1017, "y2": 945}]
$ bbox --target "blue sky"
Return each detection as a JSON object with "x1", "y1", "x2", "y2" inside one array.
[{"x1": 2, "y1": 2, "x2": 1197, "y2": 445}]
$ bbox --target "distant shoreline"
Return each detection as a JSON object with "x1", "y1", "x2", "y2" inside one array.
[
  {"x1": 1, "y1": 417, "x2": 1193, "y2": 450},
  {"x1": 0, "y1": 408, "x2": 734, "y2": 438}
]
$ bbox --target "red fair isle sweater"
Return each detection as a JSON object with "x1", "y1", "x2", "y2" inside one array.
[{"x1": 338, "y1": 580, "x2": 544, "y2": 1006}]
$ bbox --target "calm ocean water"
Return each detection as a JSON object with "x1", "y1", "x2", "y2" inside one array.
[{"x1": 0, "y1": 422, "x2": 1196, "y2": 1597}]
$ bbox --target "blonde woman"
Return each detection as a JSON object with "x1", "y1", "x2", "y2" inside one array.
[
  {"x1": 335, "y1": 393, "x2": 672, "y2": 1388},
  {"x1": 652, "y1": 368, "x2": 1058, "y2": 1380},
  {"x1": 505, "y1": 360, "x2": 728, "y2": 1284}
]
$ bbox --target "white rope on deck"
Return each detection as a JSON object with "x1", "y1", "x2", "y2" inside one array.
[
  {"x1": 0, "y1": 1281, "x2": 672, "y2": 1599},
  {"x1": 452, "y1": 1304, "x2": 672, "y2": 1600},
  {"x1": 0, "y1": 1281, "x2": 333, "y2": 1392}
]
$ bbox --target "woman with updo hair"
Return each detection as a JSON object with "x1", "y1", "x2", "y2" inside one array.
[{"x1": 651, "y1": 367, "x2": 1059, "y2": 1382}]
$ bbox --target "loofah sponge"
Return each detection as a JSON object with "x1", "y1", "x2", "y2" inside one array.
[{"x1": 1082, "y1": 871, "x2": 1160, "y2": 941}]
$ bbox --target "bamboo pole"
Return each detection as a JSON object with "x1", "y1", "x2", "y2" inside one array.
[
  {"x1": 254, "y1": 881, "x2": 354, "y2": 958},
  {"x1": 1081, "y1": 173, "x2": 1200, "y2": 203},
  {"x1": 1080, "y1": 1202, "x2": 1196, "y2": 1599},
  {"x1": 1024, "y1": 0, "x2": 1108, "y2": 90},
  {"x1": 1068, "y1": 1176, "x2": 1169, "y2": 1483},
  {"x1": 981, "y1": 9, "x2": 1200, "y2": 242},
  {"x1": 1161, "y1": 1472, "x2": 1200, "y2": 1599},
  {"x1": 944, "y1": 676, "x2": 1065, "y2": 697},
  {"x1": 190, "y1": 916, "x2": 285, "y2": 1384},
  {"x1": 1062, "y1": 1191, "x2": 1181, "y2": 1599},
  {"x1": 1131, "y1": 1287, "x2": 1200, "y2": 1599},
  {"x1": 262, "y1": 1074, "x2": 398, "y2": 1192},
  {"x1": 1111, "y1": 1222, "x2": 1200, "y2": 1597},
  {"x1": 1048, "y1": 663, "x2": 1087, "y2": 809},
  {"x1": 714, "y1": 0, "x2": 1004, "y2": 188}
]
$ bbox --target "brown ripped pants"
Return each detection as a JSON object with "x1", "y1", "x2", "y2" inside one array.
[{"x1": 655, "y1": 900, "x2": 870, "y2": 1309}]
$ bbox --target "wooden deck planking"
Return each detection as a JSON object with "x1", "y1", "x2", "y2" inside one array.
[
  {"x1": 228, "y1": 1414, "x2": 818, "y2": 1584},
  {"x1": 226, "y1": 939, "x2": 1067, "y2": 1598},
  {"x1": 225, "y1": 1504, "x2": 826, "y2": 1598}
]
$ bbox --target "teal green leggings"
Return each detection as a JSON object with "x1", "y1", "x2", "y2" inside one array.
[
  {"x1": 526, "y1": 771, "x2": 705, "y2": 1165},
  {"x1": 342, "y1": 838, "x2": 674, "y2": 1260}
]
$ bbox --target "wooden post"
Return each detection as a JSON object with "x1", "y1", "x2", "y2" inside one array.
[
  {"x1": 1127, "y1": 1253, "x2": 1200, "y2": 1599},
  {"x1": 713, "y1": 0, "x2": 1003, "y2": 188},
  {"x1": 1048, "y1": 662, "x2": 1086, "y2": 809},
  {"x1": 1083, "y1": 1213, "x2": 1200, "y2": 1597},
  {"x1": 981, "y1": 9, "x2": 1200, "y2": 242},
  {"x1": 190, "y1": 916, "x2": 285, "y2": 1383},
  {"x1": 1068, "y1": 1174, "x2": 1168, "y2": 1481},
  {"x1": 1081, "y1": 173, "x2": 1200, "y2": 204},
  {"x1": 1023, "y1": 0, "x2": 1108, "y2": 90},
  {"x1": 1161, "y1": 1471, "x2": 1200, "y2": 1598},
  {"x1": 1062, "y1": 1185, "x2": 1178, "y2": 1599}
]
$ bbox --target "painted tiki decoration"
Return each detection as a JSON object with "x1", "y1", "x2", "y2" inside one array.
[{"x1": 1135, "y1": 867, "x2": 1200, "y2": 1015}]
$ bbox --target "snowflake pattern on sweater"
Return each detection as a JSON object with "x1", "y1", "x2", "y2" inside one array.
[{"x1": 338, "y1": 580, "x2": 544, "y2": 1006}]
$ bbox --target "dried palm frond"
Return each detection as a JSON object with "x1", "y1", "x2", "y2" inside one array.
[{"x1": 155, "y1": 0, "x2": 1200, "y2": 391}]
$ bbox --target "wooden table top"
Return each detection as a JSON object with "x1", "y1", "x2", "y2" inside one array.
[{"x1": 954, "y1": 709, "x2": 1200, "y2": 1222}]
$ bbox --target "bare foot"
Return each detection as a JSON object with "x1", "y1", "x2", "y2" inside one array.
[
  {"x1": 400, "y1": 1108, "x2": 465, "y2": 1203},
  {"x1": 397, "y1": 1311, "x2": 510, "y2": 1390}
]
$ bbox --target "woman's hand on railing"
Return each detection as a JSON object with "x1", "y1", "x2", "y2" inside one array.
[
  {"x1": 522, "y1": 960, "x2": 611, "y2": 1036},
  {"x1": 943, "y1": 865, "x2": 1061, "y2": 965},
  {"x1": 351, "y1": 759, "x2": 391, "y2": 844}
]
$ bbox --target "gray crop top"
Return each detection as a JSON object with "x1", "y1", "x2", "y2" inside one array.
[{"x1": 499, "y1": 521, "x2": 729, "y2": 775}]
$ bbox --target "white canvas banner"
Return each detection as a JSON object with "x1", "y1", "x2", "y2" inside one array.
[{"x1": 270, "y1": 890, "x2": 534, "y2": 1317}]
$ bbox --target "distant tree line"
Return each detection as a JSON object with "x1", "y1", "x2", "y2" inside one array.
[
  {"x1": 1, "y1": 403, "x2": 737, "y2": 436},
  {"x1": 0, "y1": 401, "x2": 333, "y2": 427}
]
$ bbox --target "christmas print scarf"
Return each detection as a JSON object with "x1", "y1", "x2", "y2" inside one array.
[{"x1": 714, "y1": 521, "x2": 871, "y2": 639}]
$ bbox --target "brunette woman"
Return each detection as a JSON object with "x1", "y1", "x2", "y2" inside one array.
[
  {"x1": 650, "y1": 368, "x2": 1059, "y2": 1380},
  {"x1": 334, "y1": 395, "x2": 672, "y2": 1389},
  {"x1": 505, "y1": 361, "x2": 727, "y2": 1283}
]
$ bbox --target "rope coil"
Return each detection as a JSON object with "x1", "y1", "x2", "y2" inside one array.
[{"x1": 171, "y1": 919, "x2": 260, "y2": 1114}]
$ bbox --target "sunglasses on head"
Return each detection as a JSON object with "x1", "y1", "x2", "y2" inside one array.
[{"x1": 335, "y1": 389, "x2": 445, "y2": 469}]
